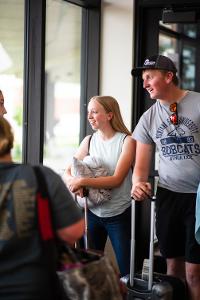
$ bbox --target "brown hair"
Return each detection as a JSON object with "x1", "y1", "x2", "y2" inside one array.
[
  {"x1": 0, "y1": 118, "x2": 14, "y2": 156},
  {"x1": 90, "y1": 96, "x2": 131, "y2": 135}
]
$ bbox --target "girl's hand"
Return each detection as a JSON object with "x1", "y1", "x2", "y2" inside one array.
[
  {"x1": 68, "y1": 177, "x2": 83, "y2": 193},
  {"x1": 74, "y1": 187, "x2": 84, "y2": 198}
]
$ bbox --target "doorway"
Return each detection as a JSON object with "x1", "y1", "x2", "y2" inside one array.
[
  {"x1": 132, "y1": 0, "x2": 200, "y2": 272},
  {"x1": 133, "y1": 0, "x2": 200, "y2": 124}
]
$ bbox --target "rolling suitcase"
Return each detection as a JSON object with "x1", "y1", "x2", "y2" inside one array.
[{"x1": 125, "y1": 196, "x2": 186, "y2": 300}]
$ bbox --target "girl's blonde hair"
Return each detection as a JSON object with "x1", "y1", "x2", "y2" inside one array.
[
  {"x1": 90, "y1": 96, "x2": 131, "y2": 135},
  {"x1": 0, "y1": 118, "x2": 14, "y2": 156}
]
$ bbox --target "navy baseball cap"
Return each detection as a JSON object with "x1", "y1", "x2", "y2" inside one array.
[{"x1": 131, "y1": 55, "x2": 177, "y2": 76}]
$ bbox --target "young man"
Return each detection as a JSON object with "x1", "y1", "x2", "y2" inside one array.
[{"x1": 131, "y1": 54, "x2": 200, "y2": 300}]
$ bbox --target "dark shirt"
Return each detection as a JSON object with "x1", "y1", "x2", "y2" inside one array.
[{"x1": 0, "y1": 163, "x2": 82, "y2": 300}]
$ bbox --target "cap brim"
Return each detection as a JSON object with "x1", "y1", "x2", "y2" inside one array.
[
  {"x1": 131, "y1": 67, "x2": 147, "y2": 76},
  {"x1": 131, "y1": 66, "x2": 177, "y2": 76}
]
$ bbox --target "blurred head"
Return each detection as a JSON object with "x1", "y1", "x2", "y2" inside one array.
[
  {"x1": 89, "y1": 96, "x2": 131, "y2": 135},
  {"x1": 0, "y1": 118, "x2": 14, "y2": 157},
  {"x1": 0, "y1": 90, "x2": 7, "y2": 117}
]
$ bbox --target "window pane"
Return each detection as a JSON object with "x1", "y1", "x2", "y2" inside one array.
[
  {"x1": 159, "y1": 33, "x2": 179, "y2": 73},
  {"x1": 44, "y1": 0, "x2": 82, "y2": 175},
  {"x1": 182, "y1": 45, "x2": 196, "y2": 90},
  {"x1": 0, "y1": 0, "x2": 24, "y2": 162},
  {"x1": 183, "y1": 24, "x2": 197, "y2": 38},
  {"x1": 159, "y1": 33, "x2": 177, "y2": 56}
]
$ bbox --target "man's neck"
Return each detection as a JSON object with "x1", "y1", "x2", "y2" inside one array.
[{"x1": 159, "y1": 87, "x2": 188, "y2": 105}]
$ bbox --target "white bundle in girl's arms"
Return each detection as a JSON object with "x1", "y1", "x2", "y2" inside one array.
[{"x1": 72, "y1": 156, "x2": 112, "y2": 207}]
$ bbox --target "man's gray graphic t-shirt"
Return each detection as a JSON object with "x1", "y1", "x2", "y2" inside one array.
[{"x1": 133, "y1": 91, "x2": 200, "y2": 193}]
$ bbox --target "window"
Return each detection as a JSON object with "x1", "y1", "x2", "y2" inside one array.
[
  {"x1": 43, "y1": 0, "x2": 82, "y2": 175},
  {"x1": 0, "y1": 0, "x2": 24, "y2": 162},
  {"x1": 182, "y1": 45, "x2": 196, "y2": 90},
  {"x1": 159, "y1": 22, "x2": 198, "y2": 90}
]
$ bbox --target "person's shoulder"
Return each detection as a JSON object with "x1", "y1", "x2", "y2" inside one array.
[
  {"x1": 34, "y1": 164, "x2": 59, "y2": 178},
  {"x1": 34, "y1": 165, "x2": 67, "y2": 192},
  {"x1": 184, "y1": 90, "x2": 200, "y2": 105},
  {"x1": 80, "y1": 133, "x2": 94, "y2": 145},
  {"x1": 142, "y1": 102, "x2": 157, "y2": 116},
  {"x1": 138, "y1": 102, "x2": 157, "y2": 122},
  {"x1": 188, "y1": 90, "x2": 200, "y2": 98},
  {"x1": 122, "y1": 134, "x2": 135, "y2": 148}
]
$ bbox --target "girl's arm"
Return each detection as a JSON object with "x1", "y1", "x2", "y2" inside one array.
[{"x1": 68, "y1": 136, "x2": 136, "y2": 192}]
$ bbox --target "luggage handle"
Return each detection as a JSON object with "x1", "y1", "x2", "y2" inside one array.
[
  {"x1": 74, "y1": 188, "x2": 89, "y2": 250},
  {"x1": 83, "y1": 188, "x2": 89, "y2": 250},
  {"x1": 130, "y1": 196, "x2": 156, "y2": 291}
]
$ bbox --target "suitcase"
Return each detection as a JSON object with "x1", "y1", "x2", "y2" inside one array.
[{"x1": 124, "y1": 196, "x2": 186, "y2": 300}]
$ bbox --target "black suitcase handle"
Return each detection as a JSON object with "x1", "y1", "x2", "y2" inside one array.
[{"x1": 130, "y1": 196, "x2": 156, "y2": 290}]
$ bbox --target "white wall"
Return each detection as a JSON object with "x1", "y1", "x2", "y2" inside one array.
[{"x1": 100, "y1": 0, "x2": 134, "y2": 130}]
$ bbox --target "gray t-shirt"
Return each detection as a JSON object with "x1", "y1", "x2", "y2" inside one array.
[
  {"x1": 133, "y1": 91, "x2": 200, "y2": 193},
  {"x1": 0, "y1": 163, "x2": 83, "y2": 300}
]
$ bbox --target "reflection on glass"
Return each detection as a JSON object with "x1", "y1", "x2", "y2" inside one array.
[
  {"x1": 159, "y1": 34, "x2": 179, "y2": 74},
  {"x1": 0, "y1": 1, "x2": 24, "y2": 162},
  {"x1": 182, "y1": 45, "x2": 196, "y2": 90},
  {"x1": 159, "y1": 34, "x2": 177, "y2": 55},
  {"x1": 183, "y1": 24, "x2": 197, "y2": 38},
  {"x1": 44, "y1": 0, "x2": 82, "y2": 175}
]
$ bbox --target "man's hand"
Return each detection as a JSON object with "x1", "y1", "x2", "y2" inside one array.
[{"x1": 131, "y1": 182, "x2": 152, "y2": 201}]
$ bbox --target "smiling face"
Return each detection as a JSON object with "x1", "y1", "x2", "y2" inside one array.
[
  {"x1": 87, "y1": 98, "x2": 113, "y2": 131},
  {"x1": 0, "y1": 91, "x2": 7, "y2": 117},
  {"x1": 142, "y1": 69, "x2": 173, "y2": 100}
]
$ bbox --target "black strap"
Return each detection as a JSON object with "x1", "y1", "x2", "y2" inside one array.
[
  {"x1": 123, "y1": 134, "x2": 128, "y2": 143},
  {"x1": 87, "y1": 134, "x2": 93, "y2": 155}
]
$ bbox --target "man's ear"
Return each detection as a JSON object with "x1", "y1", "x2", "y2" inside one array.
[{"x1": 165, "y1": 71, "x2": 174, "y2": 83}]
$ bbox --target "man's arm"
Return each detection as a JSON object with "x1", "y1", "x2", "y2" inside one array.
[{"x1": 131, "y1": 141, "x2": 154, "y2": 200}]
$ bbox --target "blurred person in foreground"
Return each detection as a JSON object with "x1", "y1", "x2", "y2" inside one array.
[
  {"x1": 131, "y1": 54, "x2": 200, "y2": 300},
  {"x1": 0, "y1": 118, "x2": 84, "y2": 300}
]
